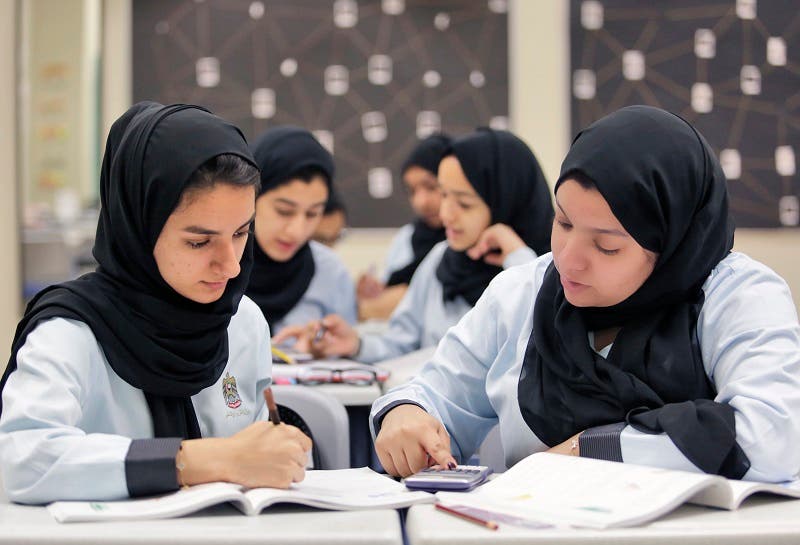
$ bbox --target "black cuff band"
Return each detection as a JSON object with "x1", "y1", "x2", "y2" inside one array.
[
  {"x1": 579, "y1": 422, "x2": 625, "y2": 462},
  {"x1": 372, "y1": 400, "x2": 426, "y2": 437},
  {"x1": 125, "y1": 438, "x2": 183, "y2": 497}
]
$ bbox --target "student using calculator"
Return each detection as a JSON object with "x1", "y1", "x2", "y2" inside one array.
[{"x1": 371, "y1": 106, "x2": 800, "y2": 482}]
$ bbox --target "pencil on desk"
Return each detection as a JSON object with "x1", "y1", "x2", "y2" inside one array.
[
  {"x1": 435, "y1": 503, "x2": 499, "y2": 530},
  {"x1": 263, "y1": 387, "x2": 281, "y2": 425},
  {"x1": 271, "y1": 346, "x2": 296, "y2": 364}
]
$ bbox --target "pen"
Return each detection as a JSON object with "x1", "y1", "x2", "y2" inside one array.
[
  {"x1": 313, "y1": 321, "x2": 326, "y2": 343},
  {"x1": 263, "y1": 387, "x2": 281, "y2": 425},
  {"x1": 435, "y1": 503, "x2": 499, "y2": 530},
  {"x1": 271, "y1": 345, "x2": 296, "y2": 365}
]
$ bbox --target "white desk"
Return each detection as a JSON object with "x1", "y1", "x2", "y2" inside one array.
[
  {"x1": 315, "y1": 383, "x2": 383, "y2": 406},
  {"x1": 405, "y1": 496, "x2": 800, "y2": 544},
  {"x1": 0, "y1": 501, "x2": 403, "y2": 545}
]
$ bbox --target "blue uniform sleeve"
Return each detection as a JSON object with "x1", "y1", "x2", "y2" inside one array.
[
  {"x1": 619, "y1": 255, "x2": 800, "y2": 482},
  {"x1": 369, "y1": 279, "x2": 504, "y2": 462}
]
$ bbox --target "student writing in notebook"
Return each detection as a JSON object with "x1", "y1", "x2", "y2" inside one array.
[
  {"x1": 370, "y1": 106, "x2": 800, "y2": 482},
  {"x1": 246, "y1": 126, "x2": 357, "y2": 336},
  {"x1": 357, "y1": 134, "x2": 452, "y2": 320},
  {"x1": 0, "y1": 103, "x2": 311, "y2": 504},
  {"x1": 274, "y1": 129, "x2": 554, "y2": 363}
]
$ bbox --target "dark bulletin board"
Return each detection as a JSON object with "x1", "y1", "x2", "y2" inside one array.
[
  {"x1": 570, "y1": 0, "x2": 799, "y2": 228},
  {"x1": 132, "y1": 0, "x2": 509, "y2": 227}
]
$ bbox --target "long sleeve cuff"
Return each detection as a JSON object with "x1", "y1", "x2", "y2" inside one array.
[
  {"x1": 371, "y1": 400, "x2": 426, "y2": 438},
  {"x1": 125, "y1": 438, "x2": 183, "y2": 497},
  {"x1": 579, "y1": 422, "x2": 625, "y2": 462}
]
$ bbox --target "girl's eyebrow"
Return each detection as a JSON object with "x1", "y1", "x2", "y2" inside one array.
[
  {"x1": 440, "y1": 186, "x2": 479, "y2": 199},
  {"x1": 183, "y1": 214, "x2": 255, "y2": 236},
  {"x1": 555, "y1": 200, "x2": 629, "y2": 237},
  {"x1": 274, "y1": 198, "x2": 327, "y2": 208}
]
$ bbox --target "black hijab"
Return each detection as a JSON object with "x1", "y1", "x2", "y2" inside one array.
[
  {"x1": 386, "y1": 134, "x2": 452, "y2": 286},
  {"x1": 518, "y1": 105, "x2": 749, "y2": 478},
  {"x1": 1, "y1": 102, "x2": 258, "y2": 439},
  {"x1": 435, "y1": 128, "x2": 553, "y2": 306},
  {"x1": 247, "y1": 127, "x2": 334, "y2": 329}
]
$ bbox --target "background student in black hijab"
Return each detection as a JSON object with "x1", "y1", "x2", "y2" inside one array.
[
  {"x1": 357, "y1": 134, "x2": 452, "y2": 320},
  {"x1": 275, "y1": 128, "x2": 554, "y2": 364},
  {"x1": 247, "y1": 126, "x2": 357, "y2": 335},
  {"x1": 0, "y1": 102, "x2": 310, "y2": 504},
  {"x1": 370, "y1": 106, "x2": 800, "y2": 483}
]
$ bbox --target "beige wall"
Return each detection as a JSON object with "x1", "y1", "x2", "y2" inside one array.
[
  {"x1": 507, "y1": 0, "x2": 800, "y2": 311},
  {"x1": 1, "y1": 0, "x2": 21, "y2": 366}
]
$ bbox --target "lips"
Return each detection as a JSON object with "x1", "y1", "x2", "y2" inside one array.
[
  {"x1": 275, "y1": 240, "x2": 297, "y2": 252},
  {"x1": 560, "y1": 276, "x2": 588, "y2": 292},
  {"x1": 202, "y1": 280, "x2": 227, "y2": 291}
]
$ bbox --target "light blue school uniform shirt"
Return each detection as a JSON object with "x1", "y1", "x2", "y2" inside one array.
[
  {"x1": 371, "y1": 252, "x2": 800, "y2": 483},
  {"x1": 381, "y1": 223, "x2": 414, "y2": 283},
  {"x1": 0, "y1": 296, "x2": 271, "y2": 504},
  {"x1": 272, "y1": 240, "x2": 358, "y2": 334},
  {"x1": 357, "y1": 241, "x2": 538, "y2": 364}
]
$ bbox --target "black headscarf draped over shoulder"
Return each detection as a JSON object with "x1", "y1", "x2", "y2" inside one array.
[
  {"x1": 435, "y1": 128, "x2": 553, "y2": 306},
  {"x1": 247, "y1": 127, "x2": 334, "y2": 329},
  {"x1": 386, "y1": 134, "x2": 452, "y2": 286},
  {"x1": 0, "y1": 102, "x2": 258, "y2": 439},
  {"x1": 518, "y1": 105, "x2": 749, "y2": 478}
]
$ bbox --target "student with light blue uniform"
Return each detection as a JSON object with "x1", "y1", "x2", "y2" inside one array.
[
  {"x1": 357, "y1": 135, "x2": 451, "y2": 321},
  {"x1": 276, "y1": 129, "x2": 554, "y2": 363},
  {"x1": 246, "y1": 127, "x2": 357, "y2": 335},
  {"x1": 371, "y1": 106, "x2": 800, "y2": 483},
  {"x1": 0, "y1": 103, "x2": 311, "y2": 504}
]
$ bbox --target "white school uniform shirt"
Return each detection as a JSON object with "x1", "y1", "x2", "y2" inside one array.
[
  {"x1": 272, "y1": 240, "x2": 358, "y2": 334},
  {"x1": 371, "y1": 252, "x2": 800, "y2": 483},
  {"x1": 0, "y1": 296, "x2": 271, "y2": 504},
  {"x1": 357, "y1": 241, "x2": 538, "y2": 364},
  {"x1": 381, "y1": 223, "x2": 414, "y2": 283}
]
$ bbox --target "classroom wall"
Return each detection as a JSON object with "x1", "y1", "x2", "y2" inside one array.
[
  {"x1": 339, "y1": 0, "x2": 800, "y2": 311},
  {"x1": 0, "y1": 0, "x2": 21, "y2": 367}
]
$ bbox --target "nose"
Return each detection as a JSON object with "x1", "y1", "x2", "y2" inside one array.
[
  {"x1": 411, "y1": 189, "x2": 430, "y2": 213},
  {"x1": 284, "y1": 214, "x2": 308, "y2": 240},
  {"x1": 439, "y1": 197, "x2": 456, "y2": 225},
  {"x1": 214, "y1": 240, "x2": 241, "y2": 279},
  {"x1": 557, "y1": 235, "x2": 588, "y2": 274}
]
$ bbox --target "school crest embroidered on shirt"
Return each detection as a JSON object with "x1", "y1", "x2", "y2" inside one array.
[{"x1": 222, "y1": 372, "x2": 242, "y2": 409}]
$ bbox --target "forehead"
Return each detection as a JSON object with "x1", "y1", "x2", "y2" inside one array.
[
  {"x1": 263, "y1": 178, "x2": 329, "y2": 200},
  {"x1": 403, "y1": 166, "x2": 437, "y2": 185},
  {"x1": 556, "y1": 179, "x2": 625, "y2": 229},
  {"x1": 437, "y1": 156, "x2": 476, "y2": 193},
  {"x1": 173, "y1": 183, "x2": 255, "y2": 219}
]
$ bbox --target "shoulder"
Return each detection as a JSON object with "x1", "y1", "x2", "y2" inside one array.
[
  {"x1": 393, "y1": 223, "x2": 414, "y2": 243},
  {"x1": 487, "y1": 252, "x2": 554, "y2": 296},
  {"x1": 410, "y1": 241, "x2": 449, "y2": 282},
  {"x1": 702, "y1": 252, "x2": 794, "y2": 304},
  {"x1": 14, "y1": 317, "x2": 104, "y2": 379},
  {"x1": 700, "y1": 251, "x2": 798, "y2": 331},
  {"x1": 231, "y1": 295, "x2": 268, "y2": 335},
  {"x1": 308, "y1": 240, "x2": 350, "y2": 277}
]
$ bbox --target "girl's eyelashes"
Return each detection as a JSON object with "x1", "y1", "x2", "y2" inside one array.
[
  {"x1": 187, "y1": 239, "x2": 210, "y2": 249},
  {"x1": 596, "y1": 244, "x2": 619, "y2": 256},
  {"x1": 556, "y1": 219, "x2": 572, "y2": 230}
]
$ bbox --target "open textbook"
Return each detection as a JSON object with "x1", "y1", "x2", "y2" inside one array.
[
  {"x1": 48, "y1": 467, "x2": 434, "y2": 523},
  {"x1": 436, "y1": 452, "x2": 800, "y2": 529}
]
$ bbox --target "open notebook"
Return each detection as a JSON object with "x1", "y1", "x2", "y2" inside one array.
[
  {"x1": 436, "y1": 452, "x2": 800, "y2": 528},
  {"x1": 49, "y1": 467, "x2": 433, "y2": 522}
]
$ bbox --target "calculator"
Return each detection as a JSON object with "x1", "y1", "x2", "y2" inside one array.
[{"x1": 403, "y1": 465, "x2": 492, "y2": 492}]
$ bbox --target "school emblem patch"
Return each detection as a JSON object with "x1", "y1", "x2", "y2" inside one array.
[{"x1": 222, "y1": 372, "x2": 242, "y2": 409}]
